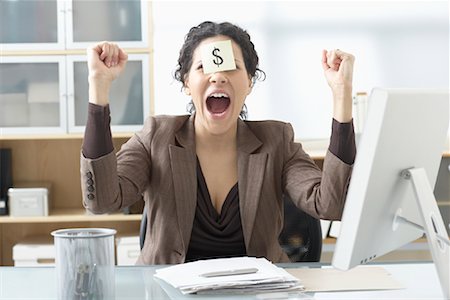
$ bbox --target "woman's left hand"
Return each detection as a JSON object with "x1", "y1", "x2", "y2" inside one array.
[{"x1": 322, "y1": 49, "x2": 355, "y2": 123}]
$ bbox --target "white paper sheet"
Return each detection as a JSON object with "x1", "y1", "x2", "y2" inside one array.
[
  {"x1": 286, "y1": 265, "x2": 404, "y2": 292},
  {"x1": 154, "y1": 256, "x2": 303, "y2": 294}
]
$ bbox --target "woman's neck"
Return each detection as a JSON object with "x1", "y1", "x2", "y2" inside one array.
[{"x1": 194, "y1": 121, "x2": 238, "y2": 153}]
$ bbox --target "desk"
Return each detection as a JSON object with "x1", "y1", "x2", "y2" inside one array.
[{"x1": 0, "y1": 262, "x2": 445, "y2": 299}]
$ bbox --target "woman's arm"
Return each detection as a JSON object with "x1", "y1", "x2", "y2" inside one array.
[
  {"x1": 87, "y1": 42, "x2": 128, "y2": 106},
  {"x1": 82, "y1": 42, "x2": 129, "y2": 159},
  {"x1": 283, "y1": 49, "x2": 356, "y2": 219},
  {"x1": 81, "y1": 42, "x2": 149, "y2": 214},
  {"x1": 322, "y1": 49, "x2": 355, "y2": 123}
]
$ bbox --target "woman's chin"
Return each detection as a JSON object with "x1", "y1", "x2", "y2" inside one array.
[
  {"x1": 206, "y1": 107, "x2": 232, "y2": 121},
  {"x1": 196, "y1": 109, "x2": 239, "y2": 135}
]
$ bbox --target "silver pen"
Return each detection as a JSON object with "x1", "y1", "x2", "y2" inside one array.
[{"x1": 199, "y1": 267, "x2": 259, "y2": 278}]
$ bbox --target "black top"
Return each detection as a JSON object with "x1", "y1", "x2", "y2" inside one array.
[{"x1": 185, "y1": 160, "x2": 246, "y2": 262}]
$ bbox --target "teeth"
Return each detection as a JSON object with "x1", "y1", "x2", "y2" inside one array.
[{"x1": 209, "y1": 93, "x2": 229, "y2": 98}]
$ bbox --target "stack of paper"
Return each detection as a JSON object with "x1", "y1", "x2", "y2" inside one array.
[{"x1": 154, "y1": 256, "x2": 303, "y2": 294}]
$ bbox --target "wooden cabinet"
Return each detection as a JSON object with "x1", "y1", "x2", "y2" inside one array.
[
  {"x1": 0, "y1": 56, "x2": 67, "y2": 134},
  {"x1": 0, "y1": 0, "x2": 153, "y2": 135},
  {"x1": 0, "y1": 0, "x2": 65, "y2": 50},
  {"x1": 0, "y1": 136, "x2": 143, "y2": 266},
  {"x1": 66, "y1": 54, "x2": 150, "y2": 133},
  {"x1": 0, "y1": 137, "x2": 448, "y2": 265},
  {"x1": 0, "y1": 0, "x2": 149, "y2": 50},
  {"x1": 0, "y1": 0, "x2": 153, "y2": 266}
]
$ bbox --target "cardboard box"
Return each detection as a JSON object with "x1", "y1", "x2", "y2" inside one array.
[
  {"x1": 8, "y1": 184, "x2": 50, "y2": 217},
  {"x1": 13, "y1": 236, "x2": 55, "y2": 266},
  {"x1": 116, "y1": 236, "x2": 140, "y2": 266}
]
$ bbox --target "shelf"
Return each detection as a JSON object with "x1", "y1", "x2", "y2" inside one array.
[
  {"x1": 0, "y1": 48, "x2": 152, "y2": 56},
  {"x1": 300, "y1": 138, "x2": 450, "y2": 160},
  {"x1": 0, "y1": 132, "x2": 134, "y2": 141},
  {"x1": 0, "y1": 209, "x2": 142, "y2": 224}
]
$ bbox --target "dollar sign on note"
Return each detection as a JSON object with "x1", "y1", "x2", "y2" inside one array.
[{"x1": 212, "y1": 47, "x2": 223, "y2": 67}]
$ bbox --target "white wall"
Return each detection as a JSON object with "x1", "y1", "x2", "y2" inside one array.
[{"x1": 152, "y1": 1, "x2": 449, "y2": 140}]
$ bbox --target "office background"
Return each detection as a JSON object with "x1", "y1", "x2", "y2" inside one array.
[
  {"x1": 152, "y1": 0, "x2": 449, "y2": 140},
  {"x1": 0, "y1": 0, "x2": 448, "y2": 267}
]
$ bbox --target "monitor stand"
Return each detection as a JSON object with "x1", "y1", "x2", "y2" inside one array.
[{"x1": 397, "y1": 167, "x2": 449, "y2": 299}]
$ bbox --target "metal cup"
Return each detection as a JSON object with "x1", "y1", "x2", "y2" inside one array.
[{"x1": 51, "y1": 228, "x2": 116, "y2": 300}]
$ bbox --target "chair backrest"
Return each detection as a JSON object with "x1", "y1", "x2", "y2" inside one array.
[
  {"x1": 139, "y1": 194, "x2": 323, "y2": 262},
  {"x1": 139, "y1": 205, "x2": 148, "y2": 250},
  {"x1": 278, "y1": 194, "x2": 323, "y2": 262}
]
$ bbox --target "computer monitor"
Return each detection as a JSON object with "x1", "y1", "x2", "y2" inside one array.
[{"x1": 332, "y1": 88, "x2": 449, "y2": 297}]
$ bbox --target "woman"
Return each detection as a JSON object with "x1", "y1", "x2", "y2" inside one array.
[{"x1": 81, "y1": 21, "x2": 356, "y2": 264}]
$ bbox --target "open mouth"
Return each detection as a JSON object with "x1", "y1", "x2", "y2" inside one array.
[{"x1": 206, "y1": 93, "x2": 230, "y2": 115}]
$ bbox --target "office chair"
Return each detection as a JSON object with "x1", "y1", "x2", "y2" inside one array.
[
  {"x1": 278, "y1": 194, "x2": 323, "y2": 262},
  {"x1": 139, "y1": 194, "x2": 323, "y2": 262}
]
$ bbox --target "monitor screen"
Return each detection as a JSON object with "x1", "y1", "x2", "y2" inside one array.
[{"x1": 332, "y1": 88, "x2": 449, "y2": 270}]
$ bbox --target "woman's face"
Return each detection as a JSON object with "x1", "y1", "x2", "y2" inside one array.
[{"x1": 184, "y1": 35, "x2": 252, "y2": 136}]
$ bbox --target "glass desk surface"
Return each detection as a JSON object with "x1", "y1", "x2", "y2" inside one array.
[{"x1": 0, "y1": 262, "x2": 445, "y2": 299}]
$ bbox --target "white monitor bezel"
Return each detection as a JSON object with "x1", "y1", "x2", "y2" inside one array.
[{"x1": 332, "y1": 88, "x2": 449, "y2": 270}]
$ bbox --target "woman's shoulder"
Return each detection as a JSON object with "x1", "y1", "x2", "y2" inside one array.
[
  {"x1": 136, "y1": 114, "x2": 191, "y2": 139},
  {"x1": 244, "y1": 119, "x2": 291, "y2": 133},
  {"x1": 242, "y1": 119, "x2": 293, "y2": 142},
  {"x1": 244, "y1": 119, "x2": 288, "y2": 127},
  {"x1": 151, "y1": 114, "x2": 190, "y2": 123},
  {"x1": 143, "y1": 114, "x2": 190, "y2": 129}
]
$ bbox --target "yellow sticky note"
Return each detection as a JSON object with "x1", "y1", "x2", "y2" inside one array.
[{"x1": 200, "y1": 40, "x2": 236, "y2": 74}]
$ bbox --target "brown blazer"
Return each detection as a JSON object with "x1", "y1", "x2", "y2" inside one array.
[{"x1": 80, "y1": 115, "x2": 353, "y2": 264}]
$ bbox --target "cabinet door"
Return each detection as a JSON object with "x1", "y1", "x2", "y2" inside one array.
[
  {"x1": 0, "y1": 56, "x2": 67, "y2": 135},
  {"x1": 0, "y1": 0, "x2": 65, "y2": 50},
  {"x1": 65, "y1": 0, "x2": 149, "y2": 49},
  {"x1": 67, "y1": 54, "x2": 150, "y2": 133}
]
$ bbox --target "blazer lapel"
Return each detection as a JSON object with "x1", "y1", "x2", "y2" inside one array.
[
  {"x1": 168, "y1": 117, "x2": 267, "y2": 253},
  {"x1": 237, "y1": 120, "x2": 267, "y2": 250},
  {"x1": 169, "y1": 116, "x2": 197, "y2": 252}
]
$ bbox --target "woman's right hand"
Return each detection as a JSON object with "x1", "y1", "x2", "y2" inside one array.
[{"x1": 87, "y1": 42, "x2": 128, "y2": 106}]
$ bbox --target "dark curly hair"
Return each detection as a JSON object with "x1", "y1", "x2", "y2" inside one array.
[
  {"x1": 174, "y1": 21, "x2": 265, "y2": 119},
  {"x1": 174, "y1": 21, "x2": 265, "y2": 87}
]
